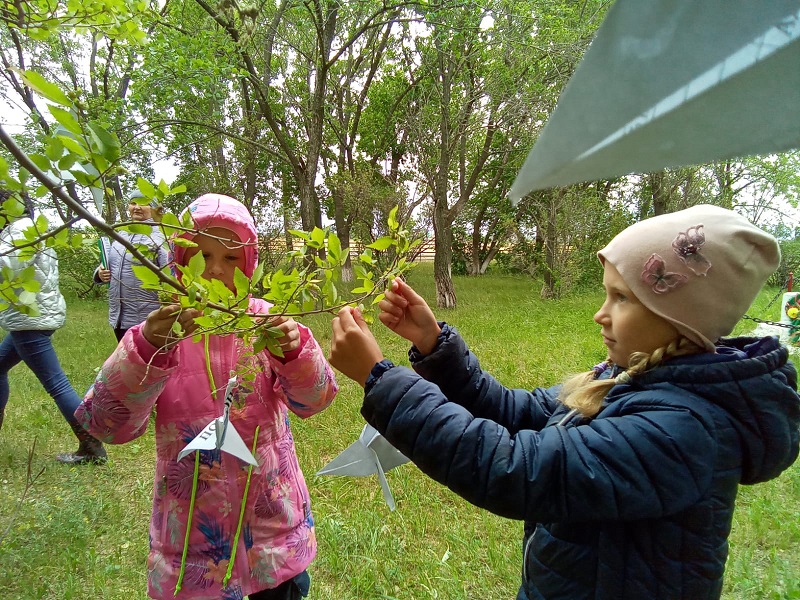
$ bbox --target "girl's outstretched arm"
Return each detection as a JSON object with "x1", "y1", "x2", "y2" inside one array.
[
  {"x1": 363, "y1": 363, "x2": 717, "y2": 523},
  {"x1": 75, "y1": 323, "x2": 178, "y2": 444}
]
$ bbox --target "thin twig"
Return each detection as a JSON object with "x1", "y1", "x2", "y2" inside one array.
[{"x1": 0, "y1": 438, "x2": 46, "y2": 547}]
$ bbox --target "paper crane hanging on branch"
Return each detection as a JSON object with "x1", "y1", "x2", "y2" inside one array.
[{"x1": 178, "y1": 375, "x2": 258, "y2": 466}]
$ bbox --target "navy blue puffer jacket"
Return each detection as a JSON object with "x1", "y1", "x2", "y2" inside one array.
[{"x1": 361, "y1": 325, "x2": 800, "y2": 600}]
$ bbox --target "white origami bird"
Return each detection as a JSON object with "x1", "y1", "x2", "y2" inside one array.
[
  {"x1": 177, "y1": 375, "x2": 258, "y2": 466},
  {"x1": 317, "y1": 424, "x2": 410, "y2": 510}
]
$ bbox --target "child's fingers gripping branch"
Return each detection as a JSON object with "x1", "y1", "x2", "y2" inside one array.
[
  {"x1": 269, "y1": 315, "x2": 302, "y2": 354},
  {"x1": 378, "y1": 278, "x2": 441, "y2": 355},
  {"x1": 142, "y1": 304, "x2": 202, "y2": 348},
  {"x1": 330, "y1": 306, "x2": 385, "y2": 388}
]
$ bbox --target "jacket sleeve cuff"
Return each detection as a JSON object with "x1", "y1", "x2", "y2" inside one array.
[
  {"x1": 408, "y1": 322, "x2": 450, "y2": 363},
  {"x1": 365, "y1": 359, "x2": 396, "y2": 392},
  {"x1": 272, "y1": 326, "x2": 310, "y2": 363},
  {"x1": 131, "y1": 324, "x2": 174, "y2": 368}
]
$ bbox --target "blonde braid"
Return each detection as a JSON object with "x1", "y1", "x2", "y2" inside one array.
[{"x1": 559, "y1": 337, "x2": 703, "y2": 418}]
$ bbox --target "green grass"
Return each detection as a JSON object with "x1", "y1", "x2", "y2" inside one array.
[{"x1": 0, "y1": 265, "x2": 798, "y2": 599}]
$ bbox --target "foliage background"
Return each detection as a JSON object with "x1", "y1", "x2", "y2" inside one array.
[{"x1": 0, "y1": 264, "x2": 797, "y2": 599}]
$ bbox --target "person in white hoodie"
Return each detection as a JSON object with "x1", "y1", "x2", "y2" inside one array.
[{"x1": 0, "y1": 190, "x2": 106, "y2": 464}]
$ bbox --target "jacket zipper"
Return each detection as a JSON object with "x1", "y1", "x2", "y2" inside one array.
[
  {"x1": 521, "y1": 409, "x2": 577, "y2": 588},
  {"x1": 522, "y1": 528, "x2": 535, "y2": 586}
]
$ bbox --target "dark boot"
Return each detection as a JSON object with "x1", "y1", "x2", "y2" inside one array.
[{"x1": 56, "y1": 421, "x2": 107, "y2": 465}]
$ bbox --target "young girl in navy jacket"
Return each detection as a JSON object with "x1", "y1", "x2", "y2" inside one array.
[{"x1": 329, "y1": 204, "x2": 800, "y2": 600}]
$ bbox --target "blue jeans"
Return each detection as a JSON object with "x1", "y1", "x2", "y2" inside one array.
[{"x1": 0, "y1": 330, "x2": 81, "y2": 425}]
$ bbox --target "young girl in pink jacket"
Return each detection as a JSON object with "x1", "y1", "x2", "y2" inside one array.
[{"x1": 75, "y1": 194, "x2": 339, "y2": 600}]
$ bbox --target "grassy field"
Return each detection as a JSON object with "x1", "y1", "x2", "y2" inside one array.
[{"x1": 0, "y1": 264, "x2": 798, "y2": 599}]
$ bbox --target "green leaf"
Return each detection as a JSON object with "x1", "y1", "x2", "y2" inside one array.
[
  {"x1": 2, "y1": 197, "x2": 26, "y2": 218},
  {"x1": 172, "y1": 237, "x2": 197, "y2": 248},
  {"x1": 159, "y1": 212, "x2": 181, "y2": 229},
  {"x1": 91, "y1": 187, "x2": 104, "y2": 213},
  {"x1": 233, "y1": 268, "x2": 250, "y2": 299},
  {"x1": 351, "y1": 281, "x2": 375, "y2": 293},
  {"x1": 251, "y1": 262, "x2": 264, "y2": 287},
  {"x1": 253, "y1": 333, "x2": 269, "y2": 354},
  {"x1": 17, "y1": 290, "x2": 39, "y2": 309},
  {"x1": 131, "y1": 265, "x2": 162, "y2": 288},
  {"x1": 191, "y1": 315, "x2": 217, "y2": 329},
  {"x1": 266, "y1": 337, "x2": 284, "y2": 358},
  {"x1": 28, "y1": 153, "x2": 52, "y2": 172},
  {"x1": 310, "y1": 227, "x2": 325, "y2": 248},
  {"x1": 137, "y1": 178, "x2": 157, "y2": 198},
  {"x1": 21, "y1": 70, "x2": 73, "y2": 107},
  {"x1": 388, "y1": 206, "x2": 399, "y2": 230},
  {"x1": 57, "y1": 135, "x2": 88, "y2": 158},
  {"x1": 180, "y1": 210, "x2": 195, "y2": 229},
  {"x1": 186, "y1": 250, "x2": 206, "y2": 278},
  {"x1": 367, "y1": 237, "x2": 394, "y2": 251},
  {"x1": 45, "y1": 137, "x2": 64, "y2": 161},
  {"x1": 88, "y1": 122, "x2": 121, "y2": 162},
  {"x1": 19, "y1": 277, "x2": 42, "y2": 293},
  {"x1": 125, "y1": 223, "x2": 152, "y2": 234},
  {"x1": 58, "y1": 154, "x2": 78, "y2": 171},
  {"x1": 48, "y1": 106, "x2": 83, "y2": 137},
  {"x1": 35, "y1": 214, "x2": 49, "y2": 232},
  {"x1": 327, "y1": 233, "x2": 342, "y2": 263},
  {"x1": 209, "y1": 278, "x2": 234, "y2": 303}
]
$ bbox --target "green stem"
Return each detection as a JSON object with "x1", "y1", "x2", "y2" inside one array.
[
  {"x1": 223, "y1": 425, "x2": 260, "y2": 588},
  {"x1": 174, "y1": 450, "x2": 201, "y2": 595}
]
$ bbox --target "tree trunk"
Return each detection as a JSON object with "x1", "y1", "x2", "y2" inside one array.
[
  {"x1": 541, "y1": 198, "x2": 557, "y2": 299},
  {"x1": 331, "y1": 184, "x2": 353, "y2": 282},
  {"x1": 433, "y1": 203, "x2": 456, "y2": 308},
  {"x1": 479, "y1": 245, "x2": 501, "y2": 274},
  {"x1": 650, "y1": 171, "x2": 668, "y2": 216}
]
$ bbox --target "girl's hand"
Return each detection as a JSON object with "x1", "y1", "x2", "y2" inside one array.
[
  {"x1": 378, "y1": 278, "x2": 441, "y2": 355},
  {"x1": 269, "y1": 315, "x2": 301, "y2": 355},
  {"x1": 330, "y1": 306, "x2": 385, "y2": 388},
  {"x1": 142, "y1": 304, "x2": 201, "y2": 348},
  {"x1": 97, "y1": 267, "x2": 111, "y2": 283}
]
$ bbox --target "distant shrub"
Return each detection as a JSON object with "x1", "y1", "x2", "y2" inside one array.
[
  {"x1": 770, "y1": 239, "x2": 800, "y2": 289},
  {"x1": 58, "y1": 235, "x2": 106, "y2": 300}
]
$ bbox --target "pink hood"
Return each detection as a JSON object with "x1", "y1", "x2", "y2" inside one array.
[{"x1": 172, "y1": 194, "x2": 259, "y2": 277}]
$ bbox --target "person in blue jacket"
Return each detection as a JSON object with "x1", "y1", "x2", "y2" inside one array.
[{"x1": 329, "y1": 204, "x2": 800, "y2": 600}]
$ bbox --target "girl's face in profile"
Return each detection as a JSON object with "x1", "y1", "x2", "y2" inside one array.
[
  {"x1": 594, "y1": 262, "x2": 680, "y2": 368},
  {"x1": 182, "y1": 227, "x2": 246, "y2": 292}
]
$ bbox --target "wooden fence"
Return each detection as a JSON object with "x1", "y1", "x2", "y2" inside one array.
[{"x1": 261, "y1": 237, "x2": 436, "y2": 262}]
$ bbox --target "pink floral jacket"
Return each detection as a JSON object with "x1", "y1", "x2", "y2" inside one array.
[{"x1": 76, "y1": 304, "x2": 338, "y2": 600}]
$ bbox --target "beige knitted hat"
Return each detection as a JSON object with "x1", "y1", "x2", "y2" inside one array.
[{"x1": 598, "y1": 204, "x2": 780, "y2": 351}]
